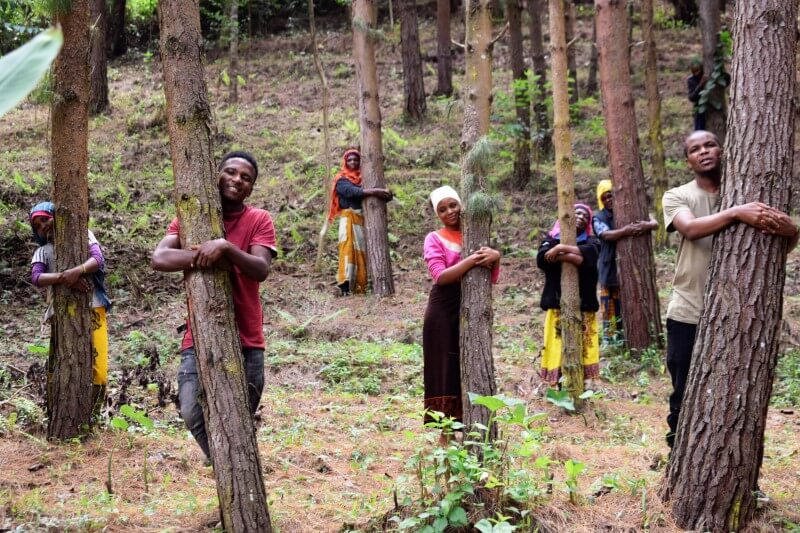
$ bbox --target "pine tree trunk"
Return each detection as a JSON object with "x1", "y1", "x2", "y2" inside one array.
[
  {"x1": 397, "y1": 0, "x2": 426, "y2": 121},
  {"x1": 435, "y1": 0, "x2": 453, "y2": 96},
  {"x1": 89, "y1": 0, "x2": 109, "y2": 115},
  {"x1": 699, "y1": 0, "x2": 726, "y2": 143},
  {"x1": 565, "y1": 0, "x2": 578, "y2": 104},
  {"x1": 228, "y1": 0, "x2": 239, "y2": 104},
  {"x1": 528, "y1": 0, "x2": 551, "y2": 160},
  {"x1": 507, "y1": 0, "x2": 530, "y2": 189},
  {"x1": 310, "y1": 0, "x2": 334, "y2": 272},
  {"x1": 459, "y1": 0, "x2": 497, "y2": 438},
  {"x1": 664, "y1": 2, "x2": 798, "y2": 530},
  {"x1": 352, "y1": 0, "x2": 395, "y2": 296},
  {"x1": 548, "y1": 0, "x2": 583, "y2": 407},
  {"x1": 595, "y1": 0, "x2": 662, "y2": 352},
  {"x1": 642, "y1": 0, "x2": 667, "y2": 248},
  {"x1": 48, "y1": 0, "x2": 94, "y2": 441},
  {"x1": 585, "y1": 16, "x2": 598, "y2": 95},
  {"x1": 107, "y1": 0, "x2": 126, "y2": 57},
  {"x1": 158, "y1": 2, "x2": 273, "y2": 530}
]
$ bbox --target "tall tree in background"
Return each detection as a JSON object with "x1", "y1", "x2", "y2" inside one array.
[
  {"x1": 507, "y1": 0, "x2": 530, "y2": 189},
  {"x1": 642, "y1": 0, "x2": 667, "y2": 247},
  {"x1": 668, "y1": 0, "x2": 697, "y2": 25},
  {"x1": 352, "y1": 0, "x2": 395, "y2": 296},
  {"x1": 459, "y1": 0, "x2": 498, "y2": 436},
  {"x1": 585, "y1": 17, "x2": 598, "y2": 95},
  {"x1": 158, "y1": 1, "x2": 273, "y2": 529},
  {"x1": 434, "y1": 0, "x2": 453, "y2": 96},
  {"x1": 565, "y1": 1, "x2": 578, "y2": 104},
  {"x1": 527, "y1": 0, "x2": 551, "y2": 159},
  {"x1": 595, "y1": 0, "x2": 662, "y2": 351},
  {"x1": 89, "y1": 0, "x2": 108, "y2": 115},
  {"x1": 397, "y1": 0, "x2": 426, "y2": 121},
  {"x1": 698, "y1": 0, "x2": 726, "y2": 142},
  {"x1": 227, "y1": 0, "x2": 239, "y2": 103},
  {"x1": 664, "y1": 1, "x2": 798, "y2": 530},
  {"x1": 48, "y1": 0, "x2": 93, "y2": 441},
  {"x1": 107, "y1": 0, "x2": 126, "y2": 57},
  {"x1": 548, "y1": 0, "x2": 584, "y2": 405}
]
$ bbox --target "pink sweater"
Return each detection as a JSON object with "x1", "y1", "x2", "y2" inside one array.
[{"x1": 423, "y1": 230, "x2": 500, "y2": 284}]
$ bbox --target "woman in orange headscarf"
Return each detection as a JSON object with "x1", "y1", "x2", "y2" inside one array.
[{"x1": 327, "y1": 149, "x2": 392, "y2": 295}]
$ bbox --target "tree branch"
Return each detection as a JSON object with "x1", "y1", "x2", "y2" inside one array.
[{"x1": 490, "y1": 22, "x2": 510, "y2": 48}]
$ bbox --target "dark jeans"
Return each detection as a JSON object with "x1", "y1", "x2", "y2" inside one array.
[
  {"x1": 177, "y1": 347, "x2": 265, "y2": 459},
  {"x1": 665, "y1": 319, "x2": 697, "y2": 448}
]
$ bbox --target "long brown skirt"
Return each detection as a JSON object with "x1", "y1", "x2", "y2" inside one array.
[{"x1": 423, "y1": 283, "x2": 462, "y2": 423}]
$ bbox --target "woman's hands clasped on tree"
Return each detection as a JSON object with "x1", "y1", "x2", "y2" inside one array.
[
  {"x1": 470, "y1": 246, "x2": 501, "y2": 268},
  {"x1": 364, "y1": 187, "x2": 393, "y2": 201}
]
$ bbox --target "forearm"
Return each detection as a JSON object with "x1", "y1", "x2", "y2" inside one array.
[
  {"x1": 34, "y1": 272, "x2": 64, "y2": 287},
  {"x1": 151, "y1": 248, "x2": 197, "y2": 272},
  {"x1": 436, "y1": 258, "x2": 476, "y2": 285},
  {"x1": 678, "y1": 209, "x2": 738, "y2": 240},
  {"x1": 224, "y1": 245, "x2": 270, "y2": 281},
  {"x1": 558, "y1": 253, "x2": 584, "y2": 266},
  {"x1": 598, "y1": 228, "x2": 629, "y2": 242}
]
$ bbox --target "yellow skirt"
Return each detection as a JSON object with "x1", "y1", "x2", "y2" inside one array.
[
  {"x1": 91, "y1": 307, "x2": 108, "y2": 386},
  {"x1": 337, "y1": 209, "x2": 368, "y2": 294},
  {"x1": 540, "y1": 309, "x2": 600, "y2": 384}
]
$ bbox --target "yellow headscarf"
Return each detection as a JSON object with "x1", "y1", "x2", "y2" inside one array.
[{"x1": 596, "y1": 179, "x2": 613, "y2": 211}]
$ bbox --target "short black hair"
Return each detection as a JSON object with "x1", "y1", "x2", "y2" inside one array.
[
  {"x1": 218, "y1": 151, "x2": 258, "y2": 180},
  {"x1": 683, "y1": 130, "x2": 721, "y2": 157}
]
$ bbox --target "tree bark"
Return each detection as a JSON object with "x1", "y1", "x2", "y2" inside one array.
[
  {"x1": 548, "y1": 0, "x2": 583, "y2": 407},
  {"x1": 664, "y1": 2, "x2": 798, "y2": 530},
  {"x1": 642, "y1": 0, "x2": 667, "y2": 248},
  {"x1": 397, "y1": 0, "x2": 426, "y2": 121},
  {"x1": 158, "y1": 2, "x2": 273, "y2": 530},
  {"x1": 507, "y1": 0, "x2": 530, "y2": 189},
  {"x1": 668, "y1": 0, "x2": 697, "y2": 25},
  {"x1": 228, "y1": 0, "x2": 239, "y2": 104},
  {"x1": 107, "y1": 0, "x2": 126, "y2": 57},
  {"x1": 434, "y1": 0, "x2": 453, "y2": 96},
  {"x1": 352, "y1": 0, "x2": 395, "y2": 296},
  {"x1": 699, "y1": 0, "x2": 726, "y2": 143},
  {"x1": 459, "y1": 0, "x2": 497, "y2": 438},
  {"x1": 595, "y1": 0, "x2": 662, "y2": 352},
  {"x1": 527, "y1": 0, "x2": 551, "y2": 159},
  {"x1": 310, "y1": 0, "x2": 334, "y2": 272},
  {"x1": 585, "y1": 16, "x2": 598, "y2": 95},
  {"x1": 89, "y1": 0, "x2": 109, "y2": 115},
  {"x1": 48, "y1": 0, "x2": 93, "y2": 441},
  {"x1": 565, "y1": 0, "x2": 578, "y2": 104}
]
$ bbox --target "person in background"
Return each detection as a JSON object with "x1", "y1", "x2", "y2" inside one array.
[
  {"x1": 687, "y1": 57, "x2": 707, "y2": 131},
  {"x1": 327, "y1": 148, "x2": 392, "y2": 295}
]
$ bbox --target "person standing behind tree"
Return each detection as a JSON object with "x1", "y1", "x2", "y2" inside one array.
[
  {"x1": 592, "y1": 180, "x2": 658, "y2": 344},
  {"x1": 538, "y1": 203, "x2": 601, "y2": 387},
  {"x1": 662, "y1": 130, "x2": 798, "y2": 448},
  {"x1": 422, "y1": 186, "x2": 500, "y2": 444},
  {"x1": 151, "y1": 151, "x2": 277, "y2": 463},
  {"x1": 327, "y1": 148, "x2": 393, "y2": 296},
  {"x1": 28, "y1": 201, "x2": 112, "y2": 411},
  {"x1": 687, "y1": 58, "x2": 707, "y2": 131}
]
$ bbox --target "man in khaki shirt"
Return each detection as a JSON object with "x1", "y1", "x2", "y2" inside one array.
[{"x1": 662, "y1": 130, "x2": 798, "y2": 448}]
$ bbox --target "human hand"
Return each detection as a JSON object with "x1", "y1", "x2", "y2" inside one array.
[
  {"x1": 734, "y1": 202, "x2": 772, "y2": 230},
  {"x1": 474, "y1": 246, "x2": 500, "y2": 267},
  {"x1": 760, "y1": 207, "x2": 798, "y2": 237},
  {"x1": 60, "y1": 266, "x2": 83, "y2": 287},
  {"x1": 70, "y1": 277, "x2": 92, "y2": 293},
  {"x1": 366, "y1": 188, "x2": 393, "y2": 202},
  {"x1": 544, "y1": 244, "x2": 562, "y2": 262},
  {"x1": 193, "y1": 239, "x2": 230, "y2": 269}
]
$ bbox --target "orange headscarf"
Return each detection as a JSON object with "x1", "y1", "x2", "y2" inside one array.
[{"x1": 327, "y1": 149, "x2": 363, "y2": 222}]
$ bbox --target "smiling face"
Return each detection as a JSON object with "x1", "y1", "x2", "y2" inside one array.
[
  {"x1": 345, "y1": 153, "x2": 360, "y2": 171},
  {"x1": 218, "y1": 157, "x2": 256, "y2": 206},
  {"x1": 436, "y1": 197, "x2": 461, "y2": 230},
  {"x1": 685, "y1": 131, "x2": 721, "y2": 177},
  {"x1": 575, "y1": 207, "x2": 590, "y2": 233},
  {"x1": 601, "y1": 191, "x2": 614, "y2": 211},
  {"x1": 32, "y1": 215, "x2": 54, "y2": 242}
]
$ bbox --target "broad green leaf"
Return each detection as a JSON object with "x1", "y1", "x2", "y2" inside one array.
[
  {"x1": 468, "y1": 393, "x2": 505, "y2": 413},
  {"x1": 494, "y1": 522, "x2": 516, "y2": 533},
  {"x1": 0, "y1": 27, "x2": 63, "y2": 117},
  {"x1": 565, "y1": 459, "x2": 586, "y2": 477},
  {"x1": 448, "y1": 506, "x2": 468, "y2": 526},
  {"x1": 110, "y1": 417, "x2": 129, "y2": 431},
  {"x1": 432, "y1": 516, "x2": 447, "y2": 532},
  {"x1": 26, "y1": 344, "x2": 48, "y2": 355},
  {"x1": 474, "y1": 520, "x2": 494, "y2": 533},
  {"x1": 545, "y1": 388, "x2": 575, "y2": 411}
]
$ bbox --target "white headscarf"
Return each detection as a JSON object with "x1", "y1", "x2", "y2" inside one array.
[{"x1": 430, "y1": 185, "x2": 462, "y2": 210}]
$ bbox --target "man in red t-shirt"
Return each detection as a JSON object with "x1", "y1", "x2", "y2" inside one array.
[{"x1": 151, "y1": 151, "x2": 277, "y2": 461}]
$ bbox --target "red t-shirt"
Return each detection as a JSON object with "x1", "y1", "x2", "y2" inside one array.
[{"x1": 167, "y1": 205, "x2": 277, "y2": 350}]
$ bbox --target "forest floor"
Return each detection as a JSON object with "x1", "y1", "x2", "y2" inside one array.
[{"x1": 1, "y1": 4, "x2": 799, "y2": 532}]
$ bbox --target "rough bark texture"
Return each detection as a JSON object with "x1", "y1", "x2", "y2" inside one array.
[
  {"x1": 699, "y1": 0, "x2": 726, "y2": 143},
  {"x1": 507, "y1": 0, "x2": 530, "y2": 189},
  {"x1": 48, "y1": 0, "x2": 94, "y2": 441},
  {"x1": 565, "y1": 1, "x2": 578, "y2": 104},
  {"x1": 352, "y1": 0, "x2": 395, "y2": 296},
  {"x1": 435, "y1": 0, "x2": 453, "y2": 96},
  {"x1": 158, "y1": 2, "x2": 273, "y2": 530},
  {"x1": 527, "y1": 0, "x2": 551, "y2": 159},
  {"x1": 595, "y1": 0, "x2": 662, "y2": 351},
  {"x1": 548, "y1": 0, "x2": 583, "y2": 405},
  {"x1": 228, "y1": 0, "x2": 239, "y2": 103},
  {"x1": 664, "y1": 2, "x2": 798, "y2": 530},
  {"x1": 397, "y1": 0, "x2": 426, "y2": 120},
  {"x1": 310, "y1": 0, "x2": 334, "y2": 271},
  {"x1": 108, "y1": 0, "x2": 126, "y2": 57},
  {"x1": 642, "y1": 0, "x2": 667, "y2": 248},
  {"x1": 459, "y1": 0, "x2": 497, "y2": 437},
  {"x1": 585, "y1": 16, "x2": 598, "y2": 95},
  {"x1": 89, "y1": 0, "x2": 109, "y2": 115}
]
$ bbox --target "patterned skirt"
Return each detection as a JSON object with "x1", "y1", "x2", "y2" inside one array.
[
  {"x1": 337, "y1": 209, "x2": 367, "y2": 294},
  {"x1": 540, "y1": 308, "x2": 600, "y2": 385}
]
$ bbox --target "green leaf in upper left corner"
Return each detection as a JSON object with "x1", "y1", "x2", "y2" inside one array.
[{"x1": 0, "y1": 27, "x2": 63, "y2": 117}]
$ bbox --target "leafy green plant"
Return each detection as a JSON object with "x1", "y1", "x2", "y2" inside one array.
[
  {"x1": 110, "y1": 404, "x2": 154, "y2": 433},
  {"x1": 563, "y1": 459, "x2": 586, "y2": 504},
  {"x1": 0, "y1": 26, "x2": 62, "y2": 117},
  {"x1": 772, "y1": 349, "x2": 800, "y2": 407}
]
